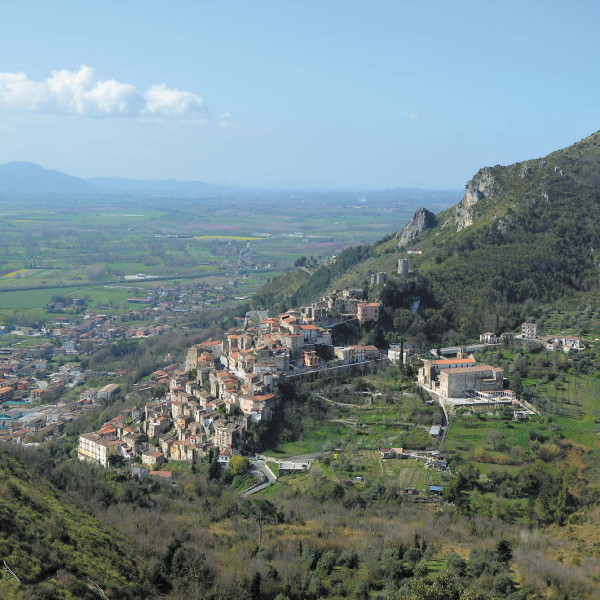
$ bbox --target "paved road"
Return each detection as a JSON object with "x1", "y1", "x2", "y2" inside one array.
[{"x1": 239, "y1": 458, "x2": 277, "y2": 497}]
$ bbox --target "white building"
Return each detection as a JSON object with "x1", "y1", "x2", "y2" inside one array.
[
  {"x1": 78, "y1": 433, "x2": 122, "y2": 468},
  {"x1": 521, "y1": 323, "x2": 537, "y2": 339},
  {"x1": 479, "y1": 332, "x2": 499, "y2": 344}
]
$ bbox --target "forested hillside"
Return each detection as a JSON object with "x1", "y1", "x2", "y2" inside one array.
[
  {"x1": 0, "y1": 448, "x2": 144, "y2": 599},
  {"x1": 254, "y1": 131, "x2": 600, "y2": 342}
]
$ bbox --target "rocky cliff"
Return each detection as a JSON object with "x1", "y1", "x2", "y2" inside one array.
[
  {"x1": 453, "y1": 167, "x2": 498, "y2": 231},
  {"x1": 396, "y1": 207, "x2": 437, "y2": 247}
]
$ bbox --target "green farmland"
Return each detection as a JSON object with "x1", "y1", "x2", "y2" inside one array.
[{"x1": 0, "y1": 190, "x2": 458, "y2": 319}]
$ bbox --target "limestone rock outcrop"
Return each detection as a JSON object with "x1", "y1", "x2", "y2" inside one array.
[
  {"x1": 454, "y1": 168, "x2": 498, "y2": 231},
  {"x1": 396, "y1": 207, "x2": 437, "y2": 247}
]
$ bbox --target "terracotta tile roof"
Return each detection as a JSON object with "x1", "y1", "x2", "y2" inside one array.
[
  {"x1": 439, "y1": 364, "x2": 501, "y2": 374},
  {"x1": 433, "y1": 358, "x2": 476, "y2": 365}
]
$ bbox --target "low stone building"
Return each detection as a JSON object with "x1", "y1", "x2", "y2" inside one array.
[
  {"x1": 97, "y1": 383, "x2": 121, "y2": 400},
  {"x1": 438, "y1": 364, "x2": 504, "y2": 399},
  {"x1": 278, "y1": 461, "x2": 311, "y2": 475},
  {"x1": 479, "y1": 332, "x2": 499, "y2": 344},
  {"x1": 142, "y1": 450, "x2": 166, "y2": 467},
  {"x1": 418, "y1": 358, "x2": 477, "y2": 387}
]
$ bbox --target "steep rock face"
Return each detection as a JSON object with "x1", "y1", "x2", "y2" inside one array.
[
  {"x1": 396, "y1": 207, "x2": 437, "y2": 247},
  {"x1": 454, "y1": 167, "x2": 498, "y2": 231}
]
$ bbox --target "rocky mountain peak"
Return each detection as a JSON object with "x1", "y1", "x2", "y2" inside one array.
[{"x1": 396, "y1": 207, "x2": 437, "y2": 247}]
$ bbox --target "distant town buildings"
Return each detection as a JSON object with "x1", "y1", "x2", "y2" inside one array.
[
  {"x1": 370, "y1": 272, "x2": 388, "y2": 286},
  {"x1": 521, "y1": 322, "x2": 538, "y2": 339}
]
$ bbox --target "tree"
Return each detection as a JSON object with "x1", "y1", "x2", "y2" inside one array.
[
  {"x1": 446, "y1": 552, "x2": 467, "y2": 577},
  {"x1": 240, "y1": 498, "x2": 278, "y2": 544},
  {"x1": 307, "y1": 574, "x2": 325, "y2": 599},
  {"x1": 459, "y1": 588, "x2": 494, "y2": 600},
  {"x1": 239, "y1": 571, "x2": 262, "y2": 600},
  {"x1": 207, "y1": 456, "x2": 221, "y2": 480},
  {"x1": 495, "y1": 539, "x2": 513, "y2": 565},
  {"x1": 170, "y1": 547, "x2": 214, "y2": 599},
  {"x1": 294, "y1": 256, "x2": 307, "y2": 268},
  {"x1": 229, "y1": 455, "x2": 249, "y2": 475},
  {"x1": 407, "y1": 571, "x2": 462, "y2": 600},
  {"x1": 487, "y1": 430, "x2": 503, "y2": 452},
  {"x1": 492, "y1": 573, "x2": 515, "y2": 595},
  {"x1": 510, "y1": 372, "x2": 524, "y2": 399},
  {"x1": 86, "y1": 263, "x2": 106, "y2": 281}
]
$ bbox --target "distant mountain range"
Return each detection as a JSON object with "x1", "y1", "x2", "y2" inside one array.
[
  {"x1": 0, "y1": 161, "x2": 464, "y2": 198},
  {"x1": 0, "y1": 161, "x2": 96, "y2": 193},
  {"x1": 0, "y1": 161, "x2": 221, "y2": 195}
]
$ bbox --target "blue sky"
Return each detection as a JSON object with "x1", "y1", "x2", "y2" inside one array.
[{"x1": 1, "y1": 0, "x2": 599, "y2": 188}]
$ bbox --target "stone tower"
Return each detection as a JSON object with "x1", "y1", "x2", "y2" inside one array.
[{"x1": 398, "y1": 258, "x2": 409, "y2": 275}]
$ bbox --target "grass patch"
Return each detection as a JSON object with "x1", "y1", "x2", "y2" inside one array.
[{"x1": 267, "y1": 462, "x2": 280, "y2": 477}]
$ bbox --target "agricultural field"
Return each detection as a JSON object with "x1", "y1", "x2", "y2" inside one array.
[
  {"x1": 269, "y1": 387, "x2": 441, "y2": 459},
  {"x1": 0, "y1": 189, "x2": 457, "y2": 316},
  {"x1": 260, "y1": 449, "x2": 446, "y2": 499},
  {"x1": 263, "y1": 368, "x2": 445, "y2": 492},
  {"x1": 444, "y1": 410, "x2": 556, "y2": 474}
]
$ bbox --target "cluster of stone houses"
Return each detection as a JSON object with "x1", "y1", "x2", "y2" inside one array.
[
  {"x1": 540, "y1": 335, "x2": 584, "y2": 352},
  {"x1": 482, "y1": 322, "x2": 584, "y2": 353},
  {"x1": 77, "y1": 289, "x2": 389, "y2": 470},
  {"x1": 299, "y1": 288, "x2": 381, "y2": 327}
]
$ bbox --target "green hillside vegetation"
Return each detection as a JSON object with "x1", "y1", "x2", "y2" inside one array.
[
  {"x1": 254, "y1": 131, "x2": 600, "y2": 342},
  {"x1": 257, "y1": 367, "x2": 442, "y2": 459},
  {"x1": 4, "y1": 442, "x2": 595, "y2": 600},
  {"x1": 0, "y1": 449, "x2": 143, "y2": 600}
]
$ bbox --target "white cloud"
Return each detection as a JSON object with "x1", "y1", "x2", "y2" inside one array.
[
  {"x1": 410, "y1": 112, "x2": 420, "y2": 120},
  {"x1": 0, "y1": 65, "x2": 206, "y2": 121},
  {"x1": 217, "y1": 111, "x2": 235, "y2": 129}
]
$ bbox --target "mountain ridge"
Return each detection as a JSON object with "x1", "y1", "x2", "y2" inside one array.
[
  {"x1": 255, "y1": 130, "x2": 600, "y2": 341},
  {"x1": 0, "y1": 161, "x2": 221, "y2": 195},
  {"x1": 0, "y1": 161, "x2": 96, "y2": 193}
]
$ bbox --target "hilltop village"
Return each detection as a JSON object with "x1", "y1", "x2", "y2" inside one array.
[
  {"x1": 0, "y1": 266, "x2": 585, "y2": 479},
  {"x1": 74, "y1": 300, "x2": 575, "y2": 478},
  {"x1": 76, "y1": 288, "x2": 387, "y2": 471}
]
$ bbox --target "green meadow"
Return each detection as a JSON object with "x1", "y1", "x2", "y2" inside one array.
[{"x1": 0, "y1": 190, "x2": 457, "y2": 318}]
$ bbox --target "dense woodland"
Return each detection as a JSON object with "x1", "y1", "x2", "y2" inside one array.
[{"x1": 2, "y1": 433, "x2": 596, "y2": 600}]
